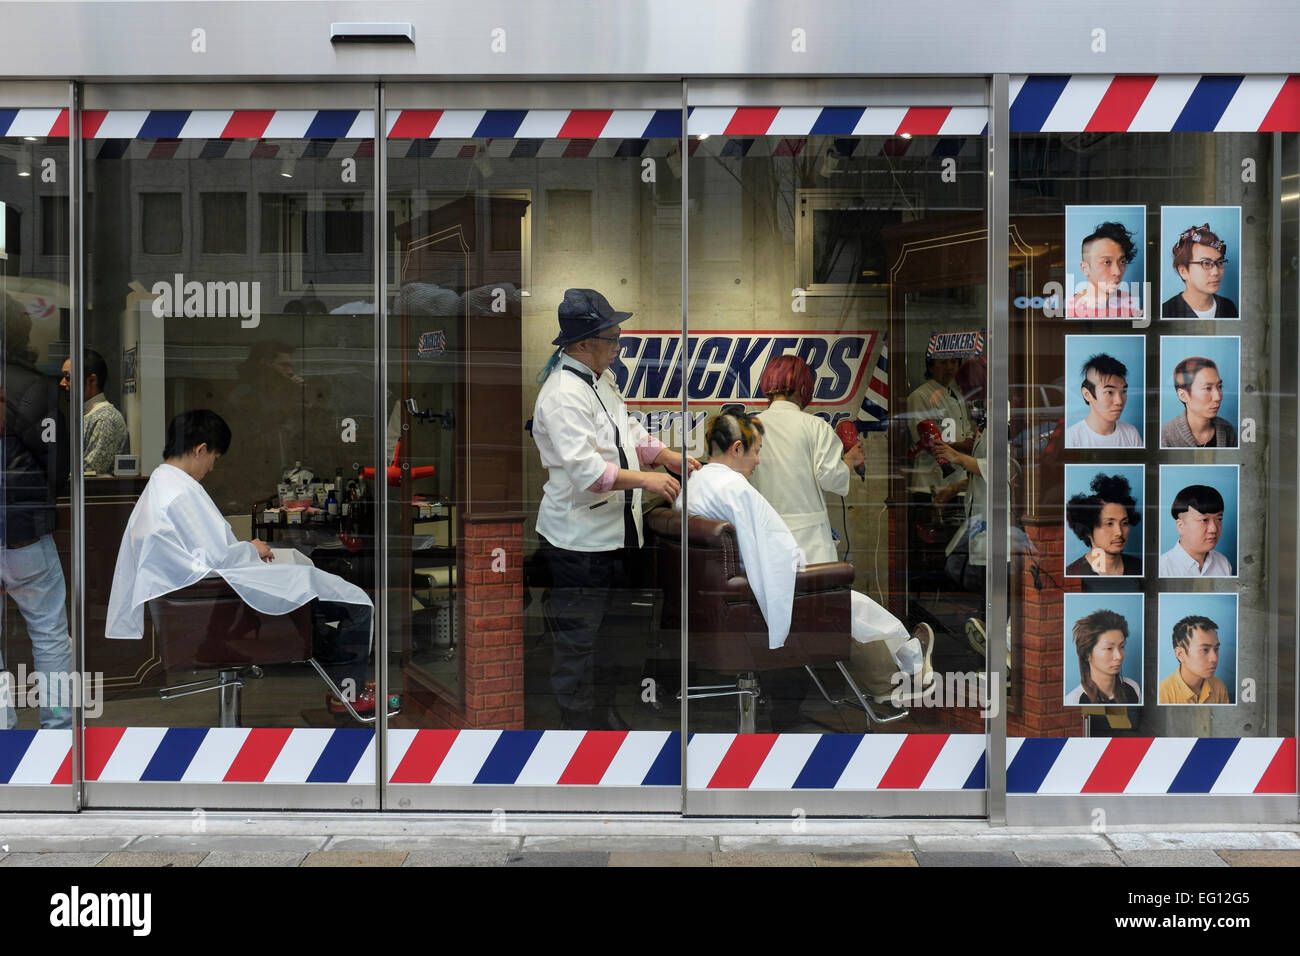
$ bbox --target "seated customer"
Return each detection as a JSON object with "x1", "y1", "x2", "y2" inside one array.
[
  {"x1": 61, "y1": 349, "x2": 129, "y2": 473},
  {"x1": 1065, "y1": 473, "x2": 1142, "y2": 576},
  {"x1": 676, "y1": 411, "x2": 932, "y2": 710},
  {"x1": 105, "y1": 410, "x2": 375, "y2": 715}
]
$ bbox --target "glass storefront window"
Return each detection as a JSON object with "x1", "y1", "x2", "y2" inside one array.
[
  {"x1": 383, "y1": 115, "x2": 686, "y2": 772},
  {"x1": 0, "y1": 79, "x2": 1293, "y2": 821},
  {"x1": 82, "y1": 118, "x2": 380, "y2": 802},
  {"x1": 1007, "y1": 129, "x2": 1298, "y2": 801},
  {"x1": 1, "y1": 122, "x2": 75, "y2": 804},
  {"x1": 683, "y1": 123, "x2": 990, "y2": 811}
]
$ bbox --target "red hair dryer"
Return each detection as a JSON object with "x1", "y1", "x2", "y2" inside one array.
[{"x1": 909, "y1": 419, "x2": 955, "y2": 477}]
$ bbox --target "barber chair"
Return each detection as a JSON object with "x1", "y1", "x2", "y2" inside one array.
[
  {"x1": 646, "y1": 508, "x2": 907, "y2": 733},
  {"x1": 148, "y1": 577, "x2": 393, "y2": 726}
]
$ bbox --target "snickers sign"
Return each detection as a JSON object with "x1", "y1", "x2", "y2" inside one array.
[
  {"x1": 614, "y1": 329, "x2": 880, "y2": 408},
  {"x1": 925, "y1": 329, "x2": 984, "y2": 360}
]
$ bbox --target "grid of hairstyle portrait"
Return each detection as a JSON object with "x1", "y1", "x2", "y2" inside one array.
[{"x1": 1036, "y1": 176, "x2": 1260, "y2": 723}]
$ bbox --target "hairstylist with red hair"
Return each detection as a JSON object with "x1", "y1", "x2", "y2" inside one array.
[{"x1": 748, "y1": 355, "x2": 864, "y2": 565}]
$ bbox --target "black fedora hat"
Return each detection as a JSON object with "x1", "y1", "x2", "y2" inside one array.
[{"x1": 551, "y1": 288, "x2": 632, "y2": 346}]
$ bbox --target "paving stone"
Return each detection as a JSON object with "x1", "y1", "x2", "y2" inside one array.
[
  {"x1": 916, "y1": 851, "x2": 1022, "y2": 867},
  {"x1": 607, "y1": 852, "x2": 713, "y2": 867},
  {"x1": 300, "y1": 850, "x2": 408, "y2": 867},
  {"x1": 719, "y1": 834, "x2": 911, "y2": 853},
  {"x1": 97, "y1": 851, "x2": 207, "y2": 867},
  {"x1": 199, "y1": 851, "x2": 308, "y2": 867},
  {"x1": 506, "y1": 851, "x2": 610, "y2": 867},
  {"x1": 327, "y1": 836, "x2": 520, "y2": 853},
  {"x1": 522, "y1": 835, "x2": 714, "y2": 853},
  {"x1": 1216, "y1": 850, "x2": 1300, "y2": 867},
  {"x1": 404, "y1": 847, "x2": 517, "y2": 867},
  {"x1": 914, "y1": 834, "x2": 1109, "y2": 853},
  {"x1": 1016, "y1": 851, "x2": 1124, "y2": 867},
  {"x1": 812, "y1": 851, "x2": 918, "y2": 867},
  {"x1": 130, "y1": 835, "x2": 326, "y2": 853},
  {"x1": 0, "y1": 836, "x2": 133, "y2": 852},
  {"x1": 711, "y1": 852, "x2": 815, "y2": 867},
  {"x1": 1, "y1": 852, "x2": 109, "y2": 867},
  {"x1": 1116, "y1": 850, "x2": 1229, "y2": 867},
  {"x1": 1109, "y1": 831, "x2": 1300, "y2": 851}
]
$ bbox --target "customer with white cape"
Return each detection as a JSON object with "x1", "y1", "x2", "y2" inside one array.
[
  {"x1": 106, "y1": 410, "x2": 375, "y2": 714},
  {"x1": 677, "y1": 411, "x2": 933, "y2": 707}
]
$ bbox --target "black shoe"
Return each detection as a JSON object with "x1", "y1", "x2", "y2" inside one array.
[
  {"x1": 559, "y1": 707, "x2": 591, "y2": 730},
  {"x1": 592, "y1": 706, "x2": 631, "y2": 732}
]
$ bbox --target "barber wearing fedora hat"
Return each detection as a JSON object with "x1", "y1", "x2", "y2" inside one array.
[{"x1": 533, "y1": 289, "x2": 700, "y2": 730}]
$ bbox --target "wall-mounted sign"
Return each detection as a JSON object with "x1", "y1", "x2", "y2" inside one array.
[{"x1": 612, "y1": 329, "x2": 887, "y2": 435}]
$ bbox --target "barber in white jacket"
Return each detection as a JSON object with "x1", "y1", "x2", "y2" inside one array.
[
  {"x1": 748, "y1": 355, "x2": 864, "y2": 564},
  {"x1": 532, "y1": 289, "x2": 698, "y2": 731}
]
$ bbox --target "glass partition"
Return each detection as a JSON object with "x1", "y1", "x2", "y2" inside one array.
[
  {"x1": 1006, "y1": 127, "x2": 1298, "y2": 816},
  {"x1": 383, "y1": 110, "x2": 685, "y2": 809},
  {"x1": 0, "y1": 116, "x2": 75, "y2": 806},
  {"x1": 81, "y1": 111, "x2": 379, "y2": 807},
  {"x1": 684, "y1": 119, "x2": 990, "y2": 813}
]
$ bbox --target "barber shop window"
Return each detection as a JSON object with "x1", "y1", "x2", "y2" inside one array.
[
  {"x1": 385, "y1": 119, "x2": 682, "y2": 734},
  {"x1": 83, "y1": 129, "x2": 379, "y2": 737},
  {"x1": 0, "y1": 132, "x2": 73, "y2": 739},
  {"x1": 683, "y1": 125, "x2": 989, "y2": 748},
  {"x1": 1008, "y1": 128, "x2": 1297, "y2": 785}
]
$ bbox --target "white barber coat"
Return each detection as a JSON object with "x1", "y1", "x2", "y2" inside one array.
[
  {"x1": 747, "y1": 399, "x2": 848, "y2": 565},
  {"x1": 532, "y1": 352, "x2": 651, "y2": 552},
  {"x1": 105, "y1": 463, "x2": 370, "y2": 640}
]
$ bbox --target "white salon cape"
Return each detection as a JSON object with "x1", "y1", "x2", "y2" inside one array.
[
  {"x1": 679, "y1": 463, "x2": 911, "y2": 660},
  {"x1": 746, "y1": 399, "x2": 849, "y2": 565},
  {"x1": 105, "y1": 463, "x2": 371, "y2": 640}
]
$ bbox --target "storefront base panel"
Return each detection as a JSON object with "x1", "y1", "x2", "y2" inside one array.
[
  {"x1": 685, "y1": 789, "x2": 986, "y2": 818},
  {"x1": 385, "y1": 784, "x2": 681, "y2": 813},
  {"x1": 1007, "y1": 795, "x2": 1299, "y2": 827},
  {"x1": 0, "y1": 788, "x2": 77, "y2": 812},
  {"x1": 83, "y1": 783, "x2": 376, "y2": 811}
]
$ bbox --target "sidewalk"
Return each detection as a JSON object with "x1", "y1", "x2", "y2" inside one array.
[{"x1": 0, "y1": 814, "x2": 1297, "y2": 867}]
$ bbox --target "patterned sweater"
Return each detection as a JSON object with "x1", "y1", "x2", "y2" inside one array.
[{"x1": 84, "y1": 394, "x2": 129, "y2": 473}]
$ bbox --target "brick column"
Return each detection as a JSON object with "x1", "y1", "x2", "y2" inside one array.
[
  {"x1": 406, "y1": 519, "x2": 525, "y2": 730},
  {"x1": 930, "y1": 517, "x2": 1081, "y2": 737},
  {"x1": 1012, "y1": 517, "x2": 1079, "y2": 738}
]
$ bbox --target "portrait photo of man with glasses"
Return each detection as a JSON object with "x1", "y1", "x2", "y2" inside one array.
[{"x1": 1160, "y1": 209, "x2": 1241, "y2": 320}]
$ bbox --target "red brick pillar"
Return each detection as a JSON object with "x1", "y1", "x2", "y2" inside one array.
[
  {"x1": 1011, "y1": 517, "x2": 1080, "y2": 738},
  {"x1": 406, "y1": 518, "x2": 525, "y2": 730},
  {"x1": 459, "y1": 519, "x2": 525, "y2": 728}
]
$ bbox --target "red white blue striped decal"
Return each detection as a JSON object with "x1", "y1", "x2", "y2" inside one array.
[
  {"x1": 0, "y1": 730, "x2": 1292, "y2": 792},
  {"x1": 3, "y1": 84, "x2": 1297, "y2": 142},
  {"x1": 1008, "y1": 75, "x2": 1300, "y2": 132}
]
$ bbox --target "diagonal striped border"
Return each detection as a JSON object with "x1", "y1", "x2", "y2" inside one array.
[{"x1": 0, "y1": 730, "x2": 1293, "y2": 793}]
